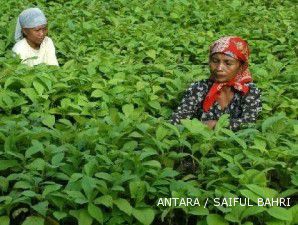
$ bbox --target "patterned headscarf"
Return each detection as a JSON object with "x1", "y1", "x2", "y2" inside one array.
[
  {"x1": 15, "y1": 8, "x2": 47, "y2": 42},
  {"x1": 202, "y1": 36, "x2": 252, "y2": 112}
]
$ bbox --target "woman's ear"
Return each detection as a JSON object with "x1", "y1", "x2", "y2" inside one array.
[{"x1": 22, "y1": 28, "x2": 28, "y2": 37}]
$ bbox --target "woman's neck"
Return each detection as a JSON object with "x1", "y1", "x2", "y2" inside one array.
[
  {"x1": 25, "y1": 39, "x2": 40, "y2": 50},
  {"x1": 217, "y1": 86, "x2": 234, "y2": 110},
  {"x1": 221, "y1": 86, "x2": 232, "y2": 94}
]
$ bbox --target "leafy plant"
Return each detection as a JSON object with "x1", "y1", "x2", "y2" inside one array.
[{"x1": 0, "y1": 0, "x2": 297, "y2": 225}]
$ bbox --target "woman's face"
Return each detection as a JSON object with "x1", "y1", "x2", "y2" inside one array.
[
  {"x1": 209, "y1": 53, "x2": 242, "y2": 83},
  {"x1": 22, "y1": 24, "x2": 48, "y2": 48}
]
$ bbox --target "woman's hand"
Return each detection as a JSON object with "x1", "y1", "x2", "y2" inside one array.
[{"x1": 203, "y1": 120, "x2": 217, "y2": 129}]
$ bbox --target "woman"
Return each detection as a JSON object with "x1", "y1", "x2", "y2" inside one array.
[
  {"x1": 171, "y1": 36, "x2": 262, "y2": 131},
  {"x1": 12, "y1": 8, "x2": 59, "y2": 67}
]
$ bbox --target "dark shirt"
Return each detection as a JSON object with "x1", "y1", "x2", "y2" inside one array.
[{"x1": 171, "y1": 79, "x2": 262, "y2": 130}]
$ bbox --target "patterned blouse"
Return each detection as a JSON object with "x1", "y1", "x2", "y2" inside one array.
[{"x1": 171, "y1": 79, "x2": 262, "y2": 131}]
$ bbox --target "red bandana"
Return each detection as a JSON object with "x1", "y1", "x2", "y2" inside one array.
[{"x1": 203, "y1": 36, "x2": 252, "y2": 112}]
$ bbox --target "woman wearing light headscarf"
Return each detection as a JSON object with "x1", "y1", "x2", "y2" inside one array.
[
  {"x1": 12, "y1": 8, "x2": 59, "y2": 67},
  {"x1": 171, "y1": 36, "x2": 262, "y2": 131}
]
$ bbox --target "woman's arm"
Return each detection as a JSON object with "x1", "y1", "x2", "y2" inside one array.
[
  {"x1": 203, "y1": 120, "x2": 217, "y2": 129},
  {"x1": 230, "y1": 85, "x2": 262, "y2": 130},
  {"x1": 45, "y1": 37, "x2": 59, "y2": 66},
  {"x1": 171, "y1": 82, "x2": 206, "y2": 124}
]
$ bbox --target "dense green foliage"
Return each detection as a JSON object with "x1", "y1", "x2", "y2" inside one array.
[{"x1": 0, "y1": 0, "x2": 297, "y2": 225}]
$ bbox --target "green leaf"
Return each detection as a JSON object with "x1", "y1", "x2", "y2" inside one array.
[
  {"x1": 246, "y1": 184, "x2": 278, "y2": 199},
  {"x1": 94, "y1": 195, "x2": 113, "y2": 208},
  {"x1": 224, "y1": 205, "x2": 245, "y2": 223},
  {"x1": 0, "y1": 216, "x2": 10, "y2": 225},
  {"x1": 139, "y1": 148, "x2": 157, "y2": 161},
  {"x1": 69, "y1": 209, "x2": 93, "y2": 225},
  {"x1": 161, "y1": 208, "x2": 170, "y2": 222},
  {"x1": 21, "y1": 88, "x2": 38, "y2": 102},
  {"x1": 21, "y1": 190, "x2": 37, "y2": 197},
  {"x1": 293, "y1": 124, "x2": 298, "y2": 136},
  {"x1": 51, "y1": 153, "x2": 65, "y2": 166},
  {"x1": 69, "y1": 173, "x2": 83, "y2": 182},
  {"x1": 267, "y1": 207, "x2": 292, "y2": 221},
  {"x1": 252, "y1": 138, "x2": 267, "y2": 153},
  {"x1": 81, "y1": 176, "x2": 96, "y2": 200},
  {"x1": 25, "y1": 140, "x2": 44, "y2": 158},
  {"x1": 181, "y1": 119, "x2": 212, "y2": 138},
  {"x1": 22, "y1": 216, "x2": 44, "y2": 225},
  {"x1": 261, "y1": 114, "x2": 284, "y2": 132},
  {"x1": 160, "y1": 168, "x2": 179, "y2": 178},
  {"x1": 129, "y1": 131, "x2": 143, "y2": 138},
  {"x1": 188, "y1": 206, "x2": 209, "y2": 216},
  {"x1": 243, "y1": 222, "x2": 253, "y2": 225},
  {"x1": 121, "y1": 141, "x2": 138, "y2": 151},
  {"x1": 0, "y1": 160, "x2": 18, "y2": 171},
  {"x1": 0, "y1": 176, "x2": 9, "y2": 192},
  {"x1": 146, "y1": 50, "x2": 156, "y2": 59},
  {"x1": 132, "y1": 208, "x2": 155, "y2": 225},
  {"x1": 148, "y1": 100, "x2": 160, "y2": 110},
  {"x1": 42, "y1": 184, "x2": 62, "y2": 197},
  {"x1": 65, "y1": 191, "x2": 87, "y2": 204},
  {"x1": 207, "y1": 214, "x2": 228, "y2": 225},
  {"x1": 241, "y1": 206, "x2": 266, "y2": 219},
  {"x1": 122, "y1": 104, "x2": 134, "y2": 117},
  {"x1": 142, "y1": 160, "x2": 161, "y2": 168},
  {"x1": 42, "y1": 114, "x2": 55, "y2": 128},
  {"x1": 91, "y1": 90, "x2": 106, "y2": 98},
  {"x1": 214, "y1": 114, "x2": 230, "y2": 131},
  {"x1": 221, "y1": 128, "x2": 247, "y2": 149},
  {"x1": 14, "y1": 181, "x2": 32, "y2": 189},
  {"x1": 33, "y1": 81, "x2": 45, "y2": 96},
  {"x1": 53, "y1": 211, "x2": 67, "y2": 221},
  {"x1": 240, "y1": 189, "x2": 261, "y2": 203},
  {"x1": 163, "y1": 122, "x2": 180, "y2": 138},
  {"x1": 27, "y1": 158, "x2": 46, "y2": 171},
  {"x1": 129, "y1": 180, "x2": 146, "y2": 202},
  {"x1": 88, "y1": 203, "x2": 103, "y2": 224},
  {"x1": 225, "y1": 213, "x2": 240, "y2": 223},
  {"x1": 83, "y1": 159, "x2": 97, "y2": 177},
  {"x1": 114, "y1": 198, "x2": 132, "y2": 215},
  {"x1": 32, "y1": 201, "x2": 48, "y2": 216},
  {"x1": 95, "y1": 172, "x2": 113, "y2": 182},
  {"x1": 156, "y1": 126, "x2": 168, "y2": 140},
  {"x1": 111, "y1": 185, "x2": 125, "y2": 192},
  {"x1": 217, "y1": 152, "x2": 233, "y2": 163},
  {"x1": 4, "y1": 77, "x2": 24, "y2": 89},
  {"x1": 240, "y1": 169, "x2": 267, "y2": 186},
  {"x1": 277, "y1": 189, "x2": 298, "y2": 198},
  {"x1": 290, "y1": 204, "x2": 298, "y2": 224}
]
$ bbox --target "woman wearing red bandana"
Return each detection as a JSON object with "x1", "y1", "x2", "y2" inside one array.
[{"x1": 171, "y1": 36, "x2": 262, "y2": 131}]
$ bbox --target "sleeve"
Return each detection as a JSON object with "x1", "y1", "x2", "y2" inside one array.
[
  {"x1": 12, "y1": 42, "x2": 23, "y2": 58},
  {"x1": 230, "y1": 85, "x2": 262, "y2": 131},
  {"x1": 12, "y1": 44, "x2": 18, "y2": 54},
  {"x1": 171, "y1": 82, "x2": 205, "y2": 124},
  {"x1": 45, "y1": 37, "x2": 59, "y2": 66}
]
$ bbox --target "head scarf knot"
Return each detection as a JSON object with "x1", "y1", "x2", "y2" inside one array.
[
  {"x1": 202, "y1": 36, "x2": 252, "y2": 112},
  {"x1": 15, "y1": 8, "x2": 47, "y2": 42}
]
